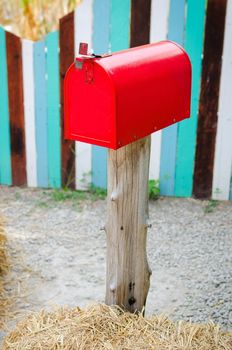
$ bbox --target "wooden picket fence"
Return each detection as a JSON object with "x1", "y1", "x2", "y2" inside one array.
[{"x1": 0, "y1": 0, "x2": 231, "y2": 200}]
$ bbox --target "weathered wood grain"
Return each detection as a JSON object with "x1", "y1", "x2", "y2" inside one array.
[
  {"x1": 6, "y1": 31, "x2": 26, "y2": 186},
  {"x1": 59, "y1": 11, "x2": 75, "y2": 188},
  {"x1": 212, "y1": 0, "x2": 232, "y2": 200},
  {"x1": 105, "y1": 136, "x2": 151, "y2": 312},
  {"x1": 193, "y1": 0, "x2": 227, "y2": 199},
  {"x1": 130, "y1": 0, "x2": 152, "y2": 48}
]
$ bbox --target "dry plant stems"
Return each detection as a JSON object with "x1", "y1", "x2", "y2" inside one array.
[
  {"x1": 0, "y1": 0, "x2": 82, "y2": 40},
  {"x1": 0, "y1": 218, "x2": 10, "y2": 276},
  {"x1": 2, "y1": 304, "x2": 232, "y2": 350},
  {"x1": 0, "y1": 216, "x2": 12, "y2": 329},
  {"x1": 0, "y1": 216, "x2": 34, "y2": 330}
]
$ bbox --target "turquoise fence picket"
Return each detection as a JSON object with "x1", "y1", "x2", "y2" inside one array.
[
  {"x1": 110, "y1": 0, "x2": 131, "y2": 52},
  {"x1": 174, "y1": 0, "x2": 207, "y2": 197},
  {"x1": 0, "y1": 27, "x2": 12, "y2": 185}
]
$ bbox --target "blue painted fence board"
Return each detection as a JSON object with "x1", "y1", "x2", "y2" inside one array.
[
  {"x1": 160, "y1": 0, "x2": 185, "y2": 196},
  {"x1": 92, "y1": 0, "x2": 111, "y2": 188},
  {"x1": 34, "y1": 40, "x2": 48, "y2": 188},
  {"x1": 0, "y1": 27, "x2": 12, "y2": 185},
  {"x1": 46, "y1": 31, "x2": 61, "y2": 188}
]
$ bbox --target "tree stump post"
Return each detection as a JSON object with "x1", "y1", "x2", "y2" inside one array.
[{"x1": 105, "y1": 136, "x2": 152, "y2": 313}]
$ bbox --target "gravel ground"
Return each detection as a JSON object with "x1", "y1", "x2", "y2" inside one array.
[{"x1": 0, "y1": 186, "x2": 232, "y2": 341}]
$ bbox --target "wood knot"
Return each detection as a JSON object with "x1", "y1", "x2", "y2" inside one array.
[
  {"x1": 110, "y1": 191, "x2": 118, "y2": 201},
  {"x1": 145, "y1": 220, "x2": 152, "y2": 229},
  {"x1": 110, "y1": 283, "x2": 116, "y2": 292},
  {"x1": 128, "y1": 296, "x2": 136, "y2": 306}
]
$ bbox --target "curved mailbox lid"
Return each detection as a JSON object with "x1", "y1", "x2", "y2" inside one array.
[{"x1": 64, "y1": 41, "x2": 191, "y2": 150}]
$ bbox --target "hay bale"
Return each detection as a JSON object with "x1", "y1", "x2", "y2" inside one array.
[
  {"x1": 2, "y1": 304, "x2": 232, "y2": 349},
  {"x1": 0, "y1": 217, "x2": 10, "y2": 276},
  {"x1": 0, "y1": 217, "x2": 12, "y2": 328}
]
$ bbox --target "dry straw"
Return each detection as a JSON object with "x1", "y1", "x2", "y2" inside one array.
[
  {"x1": 0, "y1": 0, "x2": 82, "y2": 40},
  {"x1": 0, "y1": 217, "x2": 10, "y2": 275},
  {"x1": 0, "y1": 215, "x2": 40, "y2": 332},
  {"x1": 0, "y1": 216, "x2": 12, "y2": 329},
  {"x1": 2, "y1": 304, "x2": 232, "y2": 349}
]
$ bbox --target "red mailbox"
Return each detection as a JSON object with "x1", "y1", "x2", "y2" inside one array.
[{"x1": 64, "y1": 41, "x2": 191, "y2": 150}]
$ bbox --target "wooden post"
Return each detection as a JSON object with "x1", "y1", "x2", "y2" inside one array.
[{"x1": 105, "y1": 136, "x2": 152, "y2": 313}]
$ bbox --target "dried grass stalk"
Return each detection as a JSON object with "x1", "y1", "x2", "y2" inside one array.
[
  {"x1": 0, "y1": 0, "x2": 82, "y2": 40},
  {"x1": 0, "y1": 216, "x2": 10, "y2": 277},
  {"x1": 0, "y1": 216, "x2": 12, "y2": 329},
  {"x1": 0, "y1": 243, "x2": 7, "y2": 276},
  {"x1": 2, "y1": 304, "x2": 232, "y2": 349},
  {"x1": 0, "y1": 216, "x2": 38, "y2": 331}
]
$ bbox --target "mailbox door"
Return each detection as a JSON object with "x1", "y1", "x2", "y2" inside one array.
[{"x1": 64, "y1": 60, "x2": 116, "y2": 148}]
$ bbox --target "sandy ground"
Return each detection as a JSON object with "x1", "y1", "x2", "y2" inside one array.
[{"x1": 0, "y1": 186, "x2": 232, "y2": 342}]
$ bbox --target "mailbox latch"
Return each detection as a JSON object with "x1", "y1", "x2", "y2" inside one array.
[
  {"x1": 76, "y1": 43, "x2": 112, "y2": 83},
  {"x1": 84, "y1": 60, "x2": 94, "y2": 84}
]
